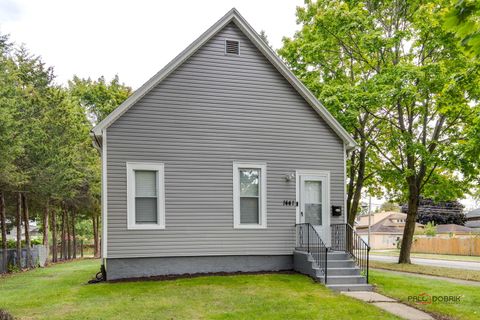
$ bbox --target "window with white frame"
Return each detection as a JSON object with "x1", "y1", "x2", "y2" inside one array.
[
  {"x1": 127, "y1": 162, "x2": 165, "y2": 229},
  {"x1": 233, "y1": 162, "x2": 267, "y2": 228}
]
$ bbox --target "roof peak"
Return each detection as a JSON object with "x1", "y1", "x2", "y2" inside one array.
[{"x1": 92, "y1": 8, "x2": 356, "y2": 149}]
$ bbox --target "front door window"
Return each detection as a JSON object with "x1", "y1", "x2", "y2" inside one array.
[{"x1": 305, "y1": 180, "x2": 322, "y2": 225}]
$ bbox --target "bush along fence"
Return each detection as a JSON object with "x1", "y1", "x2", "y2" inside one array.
[{"x1": 0, "y1": 245, "x2": 47, "y2": 273}]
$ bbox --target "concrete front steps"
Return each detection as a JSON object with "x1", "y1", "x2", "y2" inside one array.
[{"x1": 293, "y1": 250, "x2": 372, "y2": 292}]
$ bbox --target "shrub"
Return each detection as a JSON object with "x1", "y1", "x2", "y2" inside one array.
[
  {"x1": 0, "y1": 309, "x2": 14, "y2": 320},
  {"x1": 424, "y1": 221, "x2": 437, "y2": 237},
  {"x1": 7, "y1": 264, "x2": 20, "y2": 273},
  {"x1": 0, "y1": 239, "x2": 42, "y2": 248}
]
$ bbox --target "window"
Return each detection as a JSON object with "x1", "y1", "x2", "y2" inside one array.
[
  {"x1": 127, "y1": 162, "x2": 165, "y2": 229},
  {"x1": 233, "y1": 162, "x2": 267, "y2": 229}
]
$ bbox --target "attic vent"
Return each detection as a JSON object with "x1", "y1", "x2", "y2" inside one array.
[{"x1": 225, "y1": 40, "x2": 240, "y2": 55}]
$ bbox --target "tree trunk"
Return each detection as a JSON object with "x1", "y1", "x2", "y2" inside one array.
[
  {"x1": 43, "y1": 200, "x2": 49, "y2": 263},
  {"x1": 347, "y1": 145, "x2": 366, "y2": 227},
  {"x1": 16, "y1": 192, "x2": 22, "y2": 269},
  {"x1": 71, "y1": 210, "x2": 76, "y2": 259},
  {"x1": 22, "y1": 193, "x2": 32, "y2": 268},
  {"x1": 51, "y1": 208, "x2": 57, "y2": 262},
  {"x1": 60, "y1": 207, "x2": 66, "y2": 260},
  {"x1": 66, "y1": 209, "x2": 71, "y2": 260},
  {"x1": 346, "y1": 150, "x2": 356, "y2": 221},
  {"x1": 0, "y1": 192, "x2": 7, "y2": 273},
  {"x1": 398, "y1": 179, "x2": 420, "y2": 263}
]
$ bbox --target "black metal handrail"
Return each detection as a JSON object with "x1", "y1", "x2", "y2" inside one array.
[
  {"x1": 331, "y1": 223, "x2": 370, "y2": 283},
  {"x1": 295, "y1": 223, "x2": 328, "y2": 283}
]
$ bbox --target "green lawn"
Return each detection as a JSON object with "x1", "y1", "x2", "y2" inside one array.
[
  {"x1": 370, "y1": 260, "x2": 480, "y2": 282},
  {"x1": 0, "y1": 259, "x2": 399, "y2": 320},
  {"x1": 371, "y1": 250, "x2": 480, "y2": 262},
  {"x1": 371, "y1": 269, "x2": 480, "y2": 320}
]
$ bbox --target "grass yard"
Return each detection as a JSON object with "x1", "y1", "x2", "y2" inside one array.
[
  {"x1": 371, "y1": 250, "x2": 480, "y2": 263},
  {"x1": 371, "y1": 269, "x2": 480, "y2": 320},
  {"x1": 370, "y1": 260, "x2": 480, "y2": 282},
  {"x1": 0, "y1": 259, "x2": 399, "y2": 320}
]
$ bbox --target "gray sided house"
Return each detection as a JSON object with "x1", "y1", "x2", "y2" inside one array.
[{"x1": 92, "y1": 9, "x2": 371, "y2": 291}]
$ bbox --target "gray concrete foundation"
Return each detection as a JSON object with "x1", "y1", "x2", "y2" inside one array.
[{"x1": 106, "y1": 255, "x2": 293, "y2": 280}]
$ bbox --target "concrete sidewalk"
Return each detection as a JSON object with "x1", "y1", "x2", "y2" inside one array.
[
  {"x1": 370, "y1": 254, "x2": 480, "y2": 271},
  {"x1": 342, "y1": 291, "x2": 434, "y2": 320}
]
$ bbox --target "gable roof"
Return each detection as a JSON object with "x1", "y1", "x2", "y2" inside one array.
[
  {"x1": 436, "y1": 224, "x2": 478, "y2": 234},
  {"x1": 467, "y1": 208, "x2": 480, "y2": 219},
  {"x1": 357, "y1": 213, "x2": 424, "y2": 234},
  {"x1": 91, "y1": 8, "x2": 357, "y2": 150}
]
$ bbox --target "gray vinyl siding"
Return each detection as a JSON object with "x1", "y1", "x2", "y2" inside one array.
[{"x1": 106, "y1": 22, "x2": 345, "y2": 258}]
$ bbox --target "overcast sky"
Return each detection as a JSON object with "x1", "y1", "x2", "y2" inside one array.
[{"x1": 0, "y1": 0, "x2": 304, "y2": 89}]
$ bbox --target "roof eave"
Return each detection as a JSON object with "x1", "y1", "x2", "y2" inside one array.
[{"x1": 90, "y1": 131, "x2": 102, "y2": 154}]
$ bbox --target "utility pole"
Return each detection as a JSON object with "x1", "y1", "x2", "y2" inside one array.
[{"x1": 368, "y1": 196, "x2": 372, "y2": 246}]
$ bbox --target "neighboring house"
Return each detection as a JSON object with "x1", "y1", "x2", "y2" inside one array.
[
  {"x1": 6, "y1": 220, "x2": 41, "y2": 241},
  {"x1": 91, "y1": 9, "x2": 370, "y2": 290},
  {"x1": 466, "y1": 208, "x2": 480, "y2": 231},
  {"x1": 356, "y1": 211, "x2": 398, "y2": 227},
  {"x1": 435, "y1": 224, "x2": 479, "y2": 236},
  {"x1": 356, "y1": 212, "x2": 424, "y2": 249}
]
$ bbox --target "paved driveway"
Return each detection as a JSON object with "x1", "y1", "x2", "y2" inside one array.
[{"x1": 370, "y1": 254, "x2": 480, "y2": 271}]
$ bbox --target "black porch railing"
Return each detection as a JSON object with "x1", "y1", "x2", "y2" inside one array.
[
  {"x1": 331, "y1": 223, "x2": 370, "y2": 283},
  {"x1": 295, "y1": 223, "x2": 328, "y2": 283}
]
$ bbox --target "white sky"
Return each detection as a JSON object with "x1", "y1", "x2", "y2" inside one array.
[{"x1": 0, "y1": 0, "x2": 304, "y2": 89}]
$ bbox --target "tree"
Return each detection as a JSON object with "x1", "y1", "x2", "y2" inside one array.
[
  {"x1": 259, "y1": 30, "x2": 271, "y2": 47},
  {"x1": 0, "y1": 35, "x2": 26, "y2": 272},
  {"x1": 0, "y1": 35, "x2": 15, "y2": 272},
  {"x1": 380, "y1": 202, "x2": 400, "y2": 212},
  {"x1": 68, "y1": 76, "x2": 129, "y2": 257},
  {"x1": 0, "y1": 31, "x2": 110, "y2": 270},
  {"x1": 279, "y1": 0, "x2": 391, "y2": 227},
  {"x1": 280, "y1": 0, "x2": 479, "y2": 264},
  {"x1": 68, "y1": 75, "x2": 131, "y2": 124},
  {"x1": 424, "y1": 221, "x2": 437, "y2": 237},
  {"x1": 42, "y1": 199, "x2": 49, "y2": 263},
  {"x1": 403, "y1": 198, "x2": 466, "y2": 225},
  {"x1": 22, "y1": 193, "x2": 32, "y2": 268},
  {"x1": 0, "y1": 192, "x2": 6, "y2": 272},
  {"x1": 12, "y1": 46, "x2": 56, "y2": 265},
  {"x1": 362, "y1": 1, "x2": 479, "y2": 263},
  {"x1": 444, "y1": 0, "x2": 480, "y2": 58},
  {"x1": 51, "y1": 207, "x2": 57, "y2": 262},
  {"x1": 15, "y1": 193, "x2": 21, "y2": 269}
]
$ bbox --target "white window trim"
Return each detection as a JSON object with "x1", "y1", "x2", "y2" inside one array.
[
  {"x1": 233, "y1": 161, "x2": 267, "y2": 229},
  {"x1": 126, "y1": 162, "x2": 165, "y2": 230}
]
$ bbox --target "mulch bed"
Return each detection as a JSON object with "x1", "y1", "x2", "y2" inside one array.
[{"x1": 106, "y1": 269, "x2": 298, "y2": 283}]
